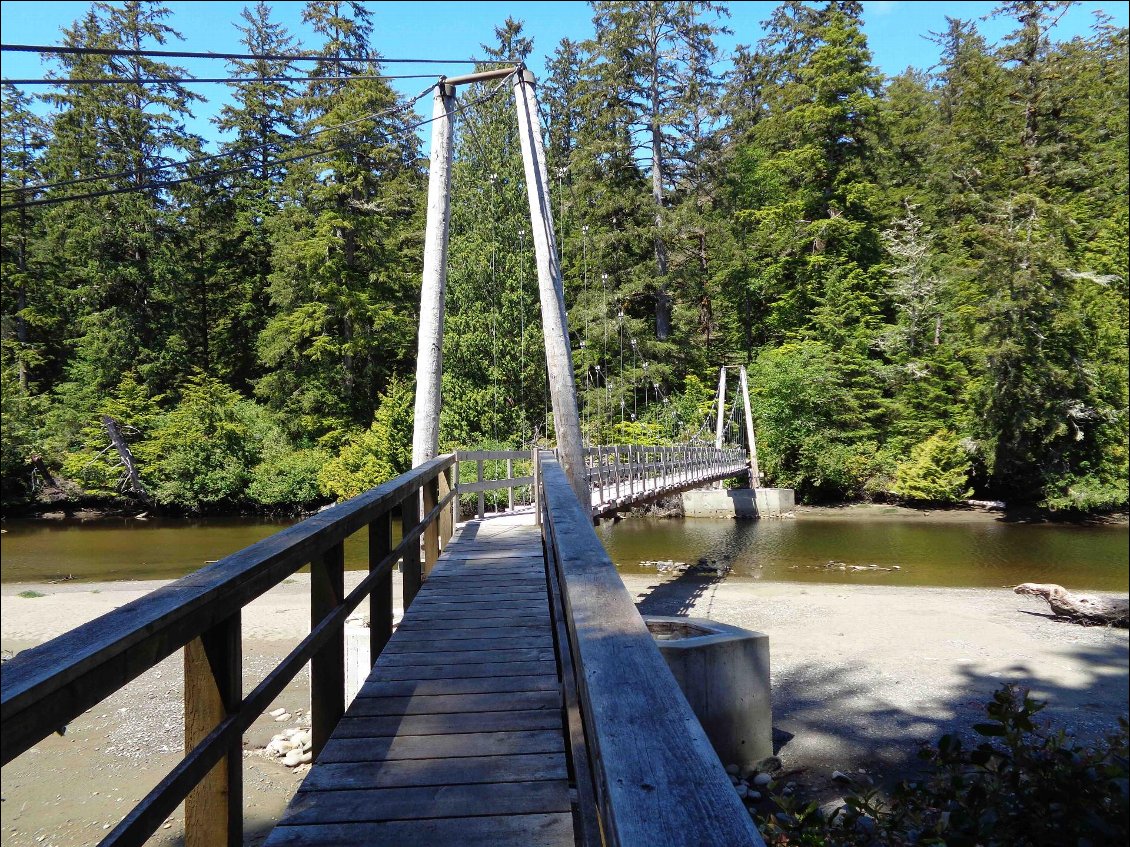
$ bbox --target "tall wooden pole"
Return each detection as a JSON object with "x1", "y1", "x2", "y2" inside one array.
[
  {"x1": 411, "y1": 82, "x2": 456, "y2": 467},
  {"x1": 512, "y1": 68, "x2": 588, "y2": 508},
  {"x1": 714, "y1": 367, "x2": 726, "y2": 488},
  {"x1": 738, "y1": 365, "x2": 761, "y2": 487}
]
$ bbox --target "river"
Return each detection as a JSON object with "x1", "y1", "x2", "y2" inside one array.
[{"x1": 2, "y1": 510, "x2": 1126, "y2": 590}]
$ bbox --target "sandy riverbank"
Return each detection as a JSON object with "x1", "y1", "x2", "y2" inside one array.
[{"x1": 2, "y1": 572, "x2": 1127, "y2": 845}]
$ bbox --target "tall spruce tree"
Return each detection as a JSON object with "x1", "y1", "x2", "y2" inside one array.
[{"x1": 257, "y1": 0, "x2": 424, "y2": 444}]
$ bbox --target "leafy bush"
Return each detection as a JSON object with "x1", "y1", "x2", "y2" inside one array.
[
  {"x1": 759, "y1": 684, "x2": 1129, "y2": 846},
  {"x1": 318, "y1": 377, "x2": 413, "y2": 501},
  {"x1": 892, "y1": 430, "x2": 973, "y2": 503},
  {"x1": 140, "y1": 372, "x2": 257, "y2": 510}
]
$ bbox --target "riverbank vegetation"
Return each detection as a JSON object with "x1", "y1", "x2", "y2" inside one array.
[
  {"x1": 2, "y1": 1, "x2": 1126, "y2": 515},
  {"x1": 758, "y1": 685, "x2": 1129, "y2": 846}
]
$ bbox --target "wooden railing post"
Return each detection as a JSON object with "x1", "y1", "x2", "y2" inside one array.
[
  {"x1": 533, "y1": 447, "x2": 542, "y2": 526},
  {"x1": 423, "y1": 475, "x2": 440, "y2": 576},
  {"x1": 506, "y1": 457, "x2": 514, "y2": 511},
  {"x1": 310, "y1": 542, "x2": 345, "y2": 757},
  {"x1": 401, "y1": 493, "x2": 422, "y2": 607},
  {"x1": 452, "y1": 455, "x2": 461, "y2": 527},
  {"x1": 369, "y1": 512, "x2": 393, "y2": 667},
  {"x1": 185, "y1": 613, "x2": 241, "y2": 847},
  {"x1": 439, "y1": 464, "x2": 454, "y2": 545},
  {"x1": 614, "y1": 447, "x2": 623, "y2": 501},
  {"x1": 476, "y1": 458, "x2": 486, "y2": 519}
]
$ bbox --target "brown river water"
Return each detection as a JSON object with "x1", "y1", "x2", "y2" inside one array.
[{"x1": 1, "y1": 511, "x2": 1126, "y2": 590}]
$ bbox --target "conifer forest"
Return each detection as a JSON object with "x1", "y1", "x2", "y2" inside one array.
[{"x1": 1, "y1": 0, "x2": 1127, "y2": 515}]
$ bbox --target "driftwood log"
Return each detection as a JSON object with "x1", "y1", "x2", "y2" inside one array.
[{"x1": 1014, "y1": 583, "x2": 1129, "y2": 628}]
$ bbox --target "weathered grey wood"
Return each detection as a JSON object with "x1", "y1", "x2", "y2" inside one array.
[
  {"x1": 281, "y1": 781, "x2": 571, "y2": 825},
  {"x1": 349, "y1": 690, "x2": 561, "y2": 716},
  {"x1": 310, "y1": 542, "x2": 345, "y2": 757},
  {"x1": 411, "y1": 83, "x2": 456, "y2": 468},
  {"x1": 456, "y1": 476, "x2": 535, "y2": 494},
  {"x1": 102, "y1": 414, "x2": 149, "y2": 499},
  {"x1": 354, "y1": 675, "x2": 557, "y2": 698},
  {"x1": 400, "y1": 492, "x2": 421, "y2": 608},
  {"x1": 369, "y1": 513, "x2": 393, "y2": 668},
  {"x1": 374, "y1": 661, "x2": 553, "y2": 681},
  {"x1": 184, "y1": 612, "x2": 241, "y2": 847},
  {"x1": 513, "y1": 68, "x2": 587, "y2": 506},
  {"x1": 383, "y1": 635, "x2": 552, "y2": 654},
  {"x1": 393, "y1": 612, "x2": 548, "y2": 629},
  {"x1": 507, "y1": 457, "x2": 515, "y2": 510},
  {"x1": 377, "y1": 647, "x2": 554, "y2": 668},
  {"x1": 267, "y1": 812, "x2": 574, "y2": 846},
  {"x1": 439, "y1": 466, "x2": 454, "y2": 548},
  {"x1": 381, "y1": 632, "x2": 553, "y2": 650},
  {"x1": 739, "y1": 365, "x2": 761, "y2": 486},
  {"x1": 300, "y1": 755, "x2": 569, "y2": 793},
  {"x1": 422, "y1": 476, "x2": 439, "y2": 575},
  {"x1": 333, "y1": 709, "x2": 562, "y2": 738},
  {"x1": 457, "y1": 449, "x2": 529, "y2": 462},
  {"x1": 0, "y1": 454, "x2": 454, "y2": 766},
  {"x1": 319, "y1": 729, "x2": 564, "y2": 763},
  {"x1": 540, "y1": 452, "x2": 767, "y2": 846}
]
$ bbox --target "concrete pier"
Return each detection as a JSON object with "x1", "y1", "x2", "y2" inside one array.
[{"x1": 682, "y1": 487, "x2": 795, "y2": 519}]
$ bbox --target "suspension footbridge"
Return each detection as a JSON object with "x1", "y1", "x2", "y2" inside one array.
[{"x1": 0, "y1": 65, "x2": 773, "y2": 846}]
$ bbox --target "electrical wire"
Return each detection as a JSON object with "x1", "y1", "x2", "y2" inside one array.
[
  {"x1": 0, "y1": 71, "x2": 516, "y2": 212},
  {"x1": 2, "y1": 81, "x2": 437, "y2": 196},
  {"x1": 0, "y1": 43, "x2": 508, "y2": 65},
  {"x1": 3, "y1": 74, "x2": 437, "y2": 85}
]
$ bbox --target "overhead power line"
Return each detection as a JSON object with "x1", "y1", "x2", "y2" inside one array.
[
  {"x1": 0, "y1": 44, "x2": 508, "y2": 65},
  {"x1": 3, "y1": 82, "x2": 438, "y2": 196},
  {"x1": 0, "y1": 71, "x2": 516, "y2": 212},
  {"x1": 3, "y1": 74, "x2": 437, "y2": 85}
]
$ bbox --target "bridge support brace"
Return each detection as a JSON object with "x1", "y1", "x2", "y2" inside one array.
[
  {"x1": 739, "y1": 365, "x2": 761, "y2": 487},
  {"x1": 512, "y1": 68, "x2": 588, "y2": 507}
]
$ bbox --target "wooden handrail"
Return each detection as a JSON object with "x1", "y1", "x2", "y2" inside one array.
[
  {"x1": 0, "y1": 454, "x2": 457, "y2": 847},
  {"x1": 538, "y1": 451, "x2": 766, "y2": 846}
]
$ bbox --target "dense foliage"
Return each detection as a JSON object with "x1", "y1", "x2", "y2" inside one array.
[
  {"x1": 759, "y1": 684, "x2": 1130, "y2": 846},
  {"x1": 1, "y1": 0, "x2": 1126, "y2": 514}
]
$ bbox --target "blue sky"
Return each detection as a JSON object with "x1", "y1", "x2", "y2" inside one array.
[{"x1": 2, "y1": 0, "x2": 1126, "y2": 150}]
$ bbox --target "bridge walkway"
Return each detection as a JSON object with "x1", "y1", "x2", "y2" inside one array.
[{"x1": 264, "y1": 512, "x2": 576, "y2": 846}]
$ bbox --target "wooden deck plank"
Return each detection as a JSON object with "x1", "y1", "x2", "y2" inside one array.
[
  {"x1": 356, "y1": 675, "x2": 558, "y2": 698},
  {"x1": 395, "y1": 611, "x2": 548, "y2": 627},
  {"x1": 348, "y1": 690, "x2": 560, "y2": 717},
  {"x1": 318, "y1": 730, "x2": 565, "y2": 763},
  {"x1": 383, "y1": 635, "x2": 553, "y2": 654},
  {"x1": 267, "y1": 813, "x2": 574, "y2": 846},
  {"x1": 385, "y1": 625, "x2": 551, "y2": 641},
  {"x1": 376, "y1": 647, "x2": 555, "y2": 666},
  {"x1": 373, "y1": 660, "x2": 554, "y2": 681},
  {"x1": 298, "y1": 754, "x2": 569, "y2": 792},
  {"x1": 281, "y1": 781, "x2": 571, "y2": 825},
  {"x1": 333, "y1": 709, "x2": 563, "y2": 738}
]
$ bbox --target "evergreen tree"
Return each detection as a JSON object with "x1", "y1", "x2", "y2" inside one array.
[{"x1": 257, "y1": 0, "x2": 424, "y2": 444}]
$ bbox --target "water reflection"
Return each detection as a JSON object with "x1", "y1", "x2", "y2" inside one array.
[{"x1": 599, "y1": 516, "x2": 1128, "y2": 591}]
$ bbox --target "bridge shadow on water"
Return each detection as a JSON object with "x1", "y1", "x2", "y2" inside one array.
[{"x1": 630, "y1": 571, "x2": 1129, "y2": 787}]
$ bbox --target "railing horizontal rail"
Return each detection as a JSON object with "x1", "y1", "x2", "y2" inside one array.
[
  {"x1": 457, "y1": 475, "x2": 534, "y2": 494},
  {"x1": 539, "y1": 452, "x2": 765, "y2": 846},
  {"x1": 455, "y1": 449, "x2": 529, "y2": 461}
]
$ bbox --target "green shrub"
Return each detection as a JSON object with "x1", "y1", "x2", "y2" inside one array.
[
  {"x1": 892, "y1": 430, "x2": 973, "y2": 503},
  {"x1": 759, "y1": 684, "x2": 1129, "y2": 846},
  {"x1": 318, "y1": 377, "x2": 413, "y2": 501}
]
